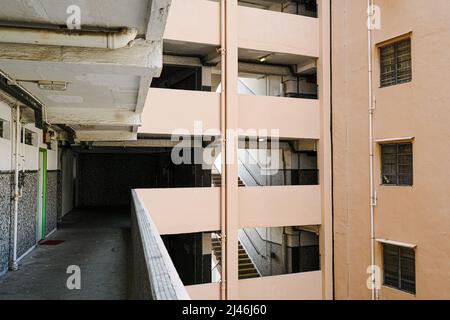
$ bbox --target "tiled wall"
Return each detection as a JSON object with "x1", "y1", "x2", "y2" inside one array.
[
  {"x1": 0, "y1": 173, "x2": 12, "y2": 275},
  {"x1": 0, "y1": 170, "x2": 59, "y2": 274},
  {"x1": 16, "y1": 171, "x2": 38, "y2": 258},
  {"x1": 46, "y1": 171, "x2": 58, "y2": 235}
]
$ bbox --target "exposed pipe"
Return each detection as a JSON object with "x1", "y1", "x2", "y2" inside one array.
[
  {"x1": 0, "y1": 26, "x2": 138, "y2": 49},
  {"x1": 11, "y1": 104, "x2": 21, "y2": 271},
  {"x1": 219, "y1": 0, "x2": 227, "y2": 301},
  {"x1": 0, "y1": 70, "x2": 44, "y2": 129},
  {"x1": 367, "y1": 0, "x2": 378, "y2": 301}
]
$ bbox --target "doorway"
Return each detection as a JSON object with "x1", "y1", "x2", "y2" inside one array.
[{"x1": 37, "y1": 148, "x2": 47, "y2": 241}]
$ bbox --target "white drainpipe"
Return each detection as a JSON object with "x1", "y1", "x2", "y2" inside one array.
[
  {"x1": 0, "y1": 26, "x2": 138, "y2": 49},
  {"x1": 11, "y1": 104, "x2": 21, "y2": 271},
  {"x1": 367, "y1": 0, "x2": 379, "y2": 300}
]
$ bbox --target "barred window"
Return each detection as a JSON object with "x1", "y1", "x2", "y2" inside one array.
[
  {"x1": 381, "y1": 143, "x2": 413, "y2": 186},
  {"x1": 383, "y1": 244, "x2": 416, "y2": 295},
  {"x1": 20, "y1": 129, "x2": 35, "y2": 146},
  {"x1": 380, "y1": 38, "x2": 412, "y2": 87},
  {"x1": 0, "y1": 120, "x2": 3, "y2": 138}
]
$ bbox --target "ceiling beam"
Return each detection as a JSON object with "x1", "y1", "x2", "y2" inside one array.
[
  {"x1": 163, "y1": 54, "x2": 203, "y2": 67},
  {"x1": 92, "y1": 139, "x2": 179, "y2": 148},
  {"x1": 238, "y1": 62, "x2": 292, "y2": 76},
  {"x1": 146, "y1": 0, "x2": 172, "y2": 41},
  {"x1": 75, "y1": 130, "x2": 137, "y2": 142},
  {"x1": 46, "y1": 107, "x2": 141, "y2": 126},
  {"x1": 203, "y1": 48, "x2": 222, "y2": 66},
  {"x1": 296, "y1": 60, "x2": 317, "y2": 75},
  {"x1": 0, "y1": 39, "x2": 162, "y2": 76}
]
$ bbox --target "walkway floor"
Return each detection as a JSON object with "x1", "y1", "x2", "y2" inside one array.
[{"x1": 0, "y1": 207, "x2": 130, "y2": 300}]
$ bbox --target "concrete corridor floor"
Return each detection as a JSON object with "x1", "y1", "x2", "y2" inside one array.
[{"x1": 0, "y1": 207, "x2": 130, "y2": 300}]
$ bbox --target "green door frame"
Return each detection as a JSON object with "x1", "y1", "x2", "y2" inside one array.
[{"x1": 38, "y1": 148, "x2": 47, "y2": 240}]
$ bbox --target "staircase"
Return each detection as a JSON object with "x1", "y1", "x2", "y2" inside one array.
[
  {"x1": 211, "y1": 174, "x2": 245, "y2": 187},
  {"x1": 211, "y1": 237, "x2": 260, "y2": 280}
]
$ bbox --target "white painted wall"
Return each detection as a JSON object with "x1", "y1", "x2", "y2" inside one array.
[
  {"x1": 0, "y1": 100, "x2": 58, "y2": 172},
  {"x1": 0, "y1": 101, "x2": 12, "y2": 170}
]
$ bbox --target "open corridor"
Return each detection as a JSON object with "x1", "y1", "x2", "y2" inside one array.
[{"x1": 0, "y1": 208, "x2": 130, "y2": 300}]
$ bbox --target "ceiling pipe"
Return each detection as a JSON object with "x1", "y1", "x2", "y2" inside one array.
[
  {"x1": 0, "y1": 70, "x2": 44, "y2": 129},
  {"x1": 0, "y1": 26, "x2": 138, "y2": 49}
]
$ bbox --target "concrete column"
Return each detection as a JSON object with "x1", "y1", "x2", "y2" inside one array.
[
  {"x1": 224, "y1": 0, "x2": 239, "y2": 300},
  {"x1": 317, "y1": 0, "x2": 334, "y2": 300},
  {"x1": 202, "y1": 66, "x2": 213, "y2": 91}
]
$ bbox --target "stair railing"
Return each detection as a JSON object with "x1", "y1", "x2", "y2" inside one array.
[{"x1": 241, "y1": 229, "x2": 268, "y2": 260}]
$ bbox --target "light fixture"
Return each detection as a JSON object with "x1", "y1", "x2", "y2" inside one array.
[
  {"x1": 8, "y1": 79, "x2": 69, "y2": 91},
  {"x1": 37, "y1": 80, "x2": 68, "y2": 91},
  {"x1": 258, "y1": 53, "x2": 273, "y2": 63}
]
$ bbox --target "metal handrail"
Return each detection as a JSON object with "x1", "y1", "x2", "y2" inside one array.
[
  {"x1": 238, "y1": 158, "x2": 263, "y2": 186},
  {"x1": 241, "y1": 229, "x2": 267, "y2": 259},
  {"x1": 238, "y1": 79, "x2": 258, "y2": 96}
]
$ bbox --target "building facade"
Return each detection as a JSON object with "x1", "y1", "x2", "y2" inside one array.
[
  {"x1": 332, "y1": 0, "x2": 450, "y2": 300},
  {"x1": 0, "y1": 0, "x2": 449, "y2": 300},
  {"x1": 135, "y1": 0, "x2": 333, "y2": 300}
]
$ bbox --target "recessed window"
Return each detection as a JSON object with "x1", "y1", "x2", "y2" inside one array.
[
  {"x1": 380, "y1": 38, "x2": 412, "y2": 87},
  {"x1": 381, "y1": 143, "x2": 413, "y2": 186},
  {"x1": 383, "y1": 244, "x2": 416, "y2": 295},
  {"x1": 21, "y1": 129, "x2": 37, "y2": 146},
  {"x1": 0, "y1": 118, "x2": 10, "y2": 139}
]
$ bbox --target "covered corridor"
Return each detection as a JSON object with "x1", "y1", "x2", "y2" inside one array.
[{"x1": 0, "y1": 208, "x2": 130, "y2": 300}]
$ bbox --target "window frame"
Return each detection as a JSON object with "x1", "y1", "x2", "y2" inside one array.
[
  {"x1": 0, "y1": 118, "x2": 10, "y2": 140},
  {"x1": 382, "y1": 244, "x2": 416, "y2": 295},
  {"x1": 379, "y1": 37, "x2": 412, "y2": 88},
  {"x1": 380, "y1": 142, "x2": 413, "y2": 187}
]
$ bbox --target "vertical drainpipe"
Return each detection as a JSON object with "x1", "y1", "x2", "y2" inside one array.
[
  {"x1": 219, "y1": 0, "x2": 227, "y2": 300},
  {"x1": 367, "y1": 0, "x2": 378, "y2": 301},
  {"x1": 11, "y1": 104, "x2": 21, "y2": 271}
]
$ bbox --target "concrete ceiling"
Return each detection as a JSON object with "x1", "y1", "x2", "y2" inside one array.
[
  {"x1": 164, "y1": 39, "x2": 216, "y2": 57},
  {"x1": 0, "y1": 60, "x2": 140, "y2": 110},
  {"x1": 164, "y1": 40, "x2": 315, "y2": 67},
  {"x1": 0, "y1": 0, "x2": 172, "y2": 142},
  {"x1": 0, "y1": 0, "x2": 152, "y2": 35},
  {"x1": 238, "y1": 48, "x2": 315, "y2": 66}
]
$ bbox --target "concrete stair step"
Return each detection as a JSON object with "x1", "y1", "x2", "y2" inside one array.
[{"x1": 239, "y1": 272, "x2": 260, "y2": 279}]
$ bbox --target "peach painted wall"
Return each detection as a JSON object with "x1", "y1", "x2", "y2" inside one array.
[
  {"x1": 164, "y1": 0, "x2": 220, "y2": 45},
  {"x1": 187, "y1": 273, "x2": 323, "y2": 300},
  {"x1": 332, "y1": 0, "x2": 450, "y2": 299},
  {"x1": 239, "y1": 271, "x2": 323, "y2": 300},
  {"x1": 164, "y1": 0, "x2": 319, "y2": 58},
  {"x1": 139, "y1": 88, "x2": 220, "y2": 135},
  {"x1": 238, "y1": 5, "x2": 319, "y2": 57},
  {"x1": 238, "y1": 95, "x2": 320, "y2": 139},
  {"x1": 239, "y1": 186, "x2": 321, "y2": 228},
  {"x1": 186, "y1": 283, "x2": 221, "y2": 300},
  {"x1": 135, "y1": 188, "x2": 220, "y2": 235}
]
